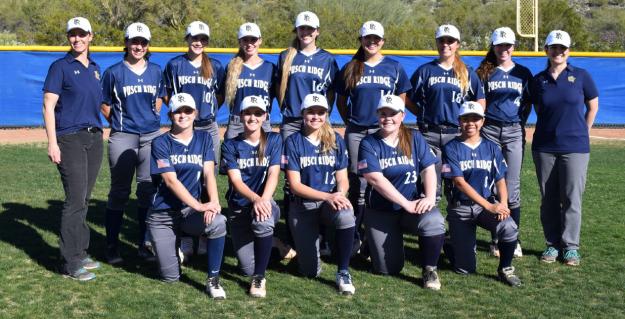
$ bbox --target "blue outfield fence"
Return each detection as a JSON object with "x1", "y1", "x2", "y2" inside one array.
[{"x1": 1, "y1": 50, "x2": 624, "y2": 126}]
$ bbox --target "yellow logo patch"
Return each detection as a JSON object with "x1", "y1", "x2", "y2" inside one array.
[
  {"x1": 568, "y1": 75, "x2": 576, "y2": 83},
  {"x1": 94, "y1": 70, "x2": 100, "y2": 80}
]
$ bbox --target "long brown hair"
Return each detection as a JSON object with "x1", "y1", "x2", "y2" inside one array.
[
  {"x1": 257, "y1": 130, "x2": 267, "y2": 162},
  {"x1": 453, "y1": 51, "x2": 469, "y2": 95},
  {"x1": 476, "y1": 46, "x2": 497, "y2": 82},
  {"x1": 343, "y1": 46, "x2": 366, "y2": 90},
  {"x1": 186, "y1": 35, "x2": 214, "y2": 80},
  {"x1": 225, "y1": 48, "x2": 245, "y2": 109},
  {"x1": 278, "y1": 37, "x2": 301, "y2": 105},
  {"x1": 397, "y1": 123, "x2": 413, "y2": 159}
]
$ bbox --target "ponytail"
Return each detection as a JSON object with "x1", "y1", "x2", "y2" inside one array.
[
  {"x1": 278, "y1": 37, "x2": 300, "y2": 106},
  {"x1": 453, "y1": 52, "x2": 469, "y2": 95},
  {"x1": 318, "y1": 120, "x2": 337, "y2": 154},
  {"x1": 257, "y1": 130, "x2": 267, "y2": 162},
  {"x1": 397, "y1": 123, "x2": 413, "y2": 159},
  {"x1": 343, "y1": 46, "x2": 366, "y2": 90},
  {"x1": 200, "y1": 52, "x2": 214, "y2": 80},
  {"x1": 476, "y1": 46, "x2": 497, "y2": 83},
  {"x1": 225, "y1": 49, "x2": 245, "y2": 109}
]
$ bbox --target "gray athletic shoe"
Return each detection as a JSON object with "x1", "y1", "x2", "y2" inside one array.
[
  {"x1": 422, "y1": 266, "x2": 441, "y2": 290},
  {"x1": 335, "y1": 271, "x2": 355, "y2": 295},
  {"x1": 106, "y1": 247, "x2": 123, "y2": 265},
  {"x1": 81, "y1": 257, "x2": 100, "y2": 270},
  {"x1": 63, "y1": 267, "x2": 96, "y2": 281},
  {"x1": 206, "y1": 276, "x2": 226, "y2": 299},
  {"x1": 498, "y1": 266, "x2": 522, "y2": 287}
]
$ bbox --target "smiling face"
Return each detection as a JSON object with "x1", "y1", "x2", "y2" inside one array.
[
  {"x1": 436, "y1": 36, "x2": 459, "y2": 60},
  {"x1": 545, "y1": 44, "x2": 569, "y2": 67},
  {"x1": 296, "y1": 26, "x2": 319, "y2": 47},
  {"x1": 186, "y1": 34, "x2": 209, "y2": 56},
  {"x1": 303, "y1": 106, "x2": 328, "y2": 131},
  {"x1": 360, "y1": 34, "x2": 384, "y2": 57},
  {"x1": 459, "y1": 114, "x2": 484, "y2": 138},
  {"x1": 494, "y1": 43, "x2": 514, "y2": 65},
  {"x1": 238, "y1": 36, "x2": 261, "y2": 58},
  {"x1": 377, "y1": 107, "x2": 404, "y2": 135},
  {"x1": 125, "y1": 37, "x2": 149, "y2": 60},
  {"x1": 241, "y1": 107, "x2": 267, "y2": 133},
  {"x1": 170, "y1": 106, "x2": 196, "y2": 131},
  {"x1": 67, "y1": 29, "x2": 93, "y2": 54}
]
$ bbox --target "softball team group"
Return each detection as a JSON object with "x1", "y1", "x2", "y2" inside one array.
[{"x1": 43, "y1": 13, "x2": 599, "y2": 299}]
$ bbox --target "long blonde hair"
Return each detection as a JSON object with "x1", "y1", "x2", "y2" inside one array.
[
  {"x1": 453, "y1": 51, "x2": 469, "y2": 95},
  {"x1": 304, "y1": 109, "x2": 337, "y2": 154},
  {"x1": 225, "y1": 48, "x2": 245, "y2": 109},
  {"x1": 278, "y1": 37, "x2": 301, "y2": 106},
  {"x1": 397, "y1": 123, "x2": 413, "y2": 159}
]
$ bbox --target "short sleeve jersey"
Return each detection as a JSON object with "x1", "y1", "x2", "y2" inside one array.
[
  {"x1": 284, "y1": 131, "x2": 349, "y2": 194},
  {"x1": 277, "y1": 49, "x2": 338, "y2": 118},
  {"x1": 150, "y1": 130, "x2": 215, "y2": 211},
  {"x1": 483, "y1": 64, "x2": 533, "y2": 123},
  {"x1": 42, "y1": 54, "x2": 103, "y2": 136},
  {"x1": 441, "y1": 137, "x2": 507, "y2": 203},
  {"x1": 101, "y1": 61, "x2": 166, "y2": 133},
  {"x1": 335, "y1": 57, "x2": 412, "y2": 127},
  {"x1": 227, "y1": 60, "x2": 277, "y2": 115},
  {"x1": 220, "y1": 132, "x2": 282, "y2": 208},
  {"x1": 358, "y1": 129, "x2": 438, "y2": 212},
  {"x1": 410, "y1": 60, "x2": 485, "y2": 126},
  {"x1": 163, "y1": 54, "x2": 226, "y2": 122}
]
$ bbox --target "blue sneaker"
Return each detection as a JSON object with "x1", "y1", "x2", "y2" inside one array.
[
  {"x1": 63, "y1": 267, "x2": 96, "y2": 281},
  {"x1": 541, "y1": 246, "x2": 559, "y2": 263},
  {"x1": 563, "y1": 249, "x2": 581, "y2": 266},
  {"x1": 336, "y1": 271, "x2": 355, "y2": 295},
  {"x1": 82, "y1": 257, "x2": 101, "y2": 270}
]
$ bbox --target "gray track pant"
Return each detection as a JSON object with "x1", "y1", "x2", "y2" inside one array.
[
  {"x1": 482, "y1": 123, "x2": 523, "y2": 209},
  {"x1": 365, "y1": 208, "x2": 445, "y2": 275},
  {"x1": 107, "y1": 130, "x2": 161, "y2": 210},
  {"x1": 228, "y1": 200, "x2": 280, "y2": 276},
  {"x1": 447, "y1": 203, "x2": 518, "y2": 274},
  {"x1": 533, "y1": 151, "x2": 589, "y2": 250},
  {"x1": 147, "y1": 208, "x2": 227, "y2": 282},
  {"x1": 288, "y1": 200, "x2": 356, "y2": 277}
]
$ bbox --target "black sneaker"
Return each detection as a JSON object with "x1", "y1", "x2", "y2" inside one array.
[{"x1": 106, "y1": 247, "x2": 123, "y2": 265}]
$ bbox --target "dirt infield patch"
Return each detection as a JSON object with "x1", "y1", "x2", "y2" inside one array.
[{"x1": 1, "y1": 127, "x2": 624, "y2": 145}]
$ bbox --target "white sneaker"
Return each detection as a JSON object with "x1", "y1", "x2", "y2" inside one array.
[
  {"x1": 336, "y1": 271, "x2": 355, "y2": 295},
  {"x1": 180, "y1": 236, "x2": 194, "y2": 260},
  {"x1": 206, "y1": 276, "x2": 226, "y2": 299},
  {"x1": 197, "y1": 236, "x2": 207, "y2": 255},
  {"x1": 249, "y1": 275, "x2": 267, "y2": 298},
  {"x1": 513, "y1": 242, "x2": 523, "y2": 258},
  {"x1": 422, "y1": 266, "x2": 441, "y2": 291},
  {"x1": 178, "y1": 247, "x2": 185, "y2": 264},
  {"x1": 489, "y1": 242, "x2": 500, "y2": 258}
]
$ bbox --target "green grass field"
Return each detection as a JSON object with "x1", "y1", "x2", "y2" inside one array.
[{"x1": 1, "y1": 142, "x2": 624, "y2": 318}]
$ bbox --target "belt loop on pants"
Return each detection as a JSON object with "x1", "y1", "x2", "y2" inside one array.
[{"x1": 82, "y1": 126, "x2": 101, "y2": 133}]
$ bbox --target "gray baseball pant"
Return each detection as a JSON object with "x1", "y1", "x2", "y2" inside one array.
[
  {"x1": 482, "y1": 123, "x2": 523, "y2": 209},
  {"x1": 345, "y1": 124, "x2": 379, "y2": 210},
  {"x1": 446, "y1": 203, "x2": 518, "y2": 274},
  {"x1": 533, "y1": 151, "x2": 589, "y2": 251},
  {"x1": 365, "y1": 207, "x2": 446, "y2": 275},
  {"x1": 228, "y1": 200, "x2": 280, "y2": 276},
  {"x1": 194, "y1": 122, "x2": 221, "y2": 174},
  {"x1": 288, "y1": 200, "x2": 356, "y2": 277},
  {"x1": 147, "y1": 208, "x2": 227, "y2": 282}
]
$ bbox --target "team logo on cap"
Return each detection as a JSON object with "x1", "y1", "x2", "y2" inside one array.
[
  {"x1": 312, "y1": 95, "x2": 320, "y2": 102},
  {"x1": 568, "y1": 75, "x2": 576, "y2": 83},
  {"x1": 555, "y1": 32, "x2": 562, "y2": 39},
  {"x1": 444, "y1": 26, "x2": 449, "y2": 32},
  {"x1": 74, "y1": 18, "x2": 80, "y2": 25},
  {"x1": 386, "y1": 96, "x2": 393, "y2": 103},
  {"x1": 369, "y1": 23, "x2": 376, "y2": 30},
  {"x1": 178, "y1": 95, "x2": 185, "y2": 103},
  {"x1": 251, "y1": 96, "x2": 258, "y2": 103},
  {"x1": 500, "y1": 30, "x2": 507, "y2": 38},
  {"x1": 136, "y1": 25, "x2": 143, "y2": 32},
  {"x1": 304, "y1": 14, "x2": 310, "y2": 21},
  {"x1": 246, "y1": 25, "x2": 252, "y2": 31},
  {"x1": 199, "y1": 24, "x2": 205, "y2": 30}
]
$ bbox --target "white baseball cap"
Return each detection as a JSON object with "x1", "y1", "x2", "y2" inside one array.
[
  {"x1": 377, "y1": 95, "x2": 405, "y2": 113},
  {"x1": 238, "y1": 22, "x2": 261, "y2": 39},
  {"x1": 186, "y1": 21, "x2": 210, "y2": 37},
  {"x1": 295, "y1": 11, "x2": 320, "y2": 29},
  {"x1": 459, "y1": 101, "x2": 485, "y2": 118},
  {"x1": 240, "y1": 95, "x2": 267, "y2": 112},
  {"x1": 125, "y1": 22, "x2": 151, "y2": 41},
  {"x1": 170, "y1": 93, "x2": 196, "y2": 112},
  {"x1": 360, "y1": 21, "x2": 384, "y2": 38},
  {"x1": 491, "y1": 27, "x2": 515, "y2": 45},
  {"x1": 300, "y1": 93, "x2": 329, "y2": 112},
  {"x1": 545, "y1": 30, "x2": 571, "y2": 48},
  {"x1": 67, "y1": 17, "x2": 92, "y2": 33},
  {"x1": 435, "y1": 24, "x2": 460, "y2": 41}
]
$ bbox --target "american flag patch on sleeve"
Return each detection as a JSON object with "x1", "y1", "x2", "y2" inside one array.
[
  {"x1": 441, "y1": 163, "x2": 451, "y2": 173},
  {"x1": 357, "y1": 159, "x2": 368, "y2": 170},
  {"x1": 157, "y1": 158, "x2": 171, "y2": 168}
]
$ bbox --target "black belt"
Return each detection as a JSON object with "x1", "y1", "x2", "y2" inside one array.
[
  {"x1": 419, "y1": 123, "x2": 460, "y2": 134},
  {"x1": 485, "y1": 118, "x2": 519, "y2": 127},
  {"x1": 81, "y1": 126, "x2": 101, "y2": 133},
  {"x1": 195, "y1": 119, "x2": 215, "y2": 127}
]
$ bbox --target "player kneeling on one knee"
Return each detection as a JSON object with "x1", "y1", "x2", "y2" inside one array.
[
  {"x1": 284, "y1": 94, "x2": 357, "y2": 295},
  {"x1": 221, "y1": 95, "x2": 282, "y2": 298},
  {"x1": 147, "y1": 93, "x2": 228, "y2": 298},
  {"x1": 441, "y1": 101, "x2": 521, "y2": 287},
  {"x1": 359, "y1": 95, "x2": 446, "y2": 291}
]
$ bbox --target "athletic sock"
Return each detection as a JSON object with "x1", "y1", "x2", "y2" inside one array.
[
  {"x1": 498, "y1": 240, "x2": 517, "y2": 270},
  {"x1": 335, "y1": 226, "x2": 356, "y2": 272},
  {"x1": 137, "y1": 207, "x2": 148, "y2": 246},
  {"x1": 510, "y1": 207, "x2": 521, "y2": 229},
  {"x1": 419, "y1": 234, "x2": 445, "y2": 268},
  {"x1": 105, "y1": 209, "x2": 124, "y2": 248},
  {"x1": 253, "y1": 235, "x2": 273, "y2": 276},
  {"x1": 206, "y1": 236, "x2": 225, "y2": 278}
]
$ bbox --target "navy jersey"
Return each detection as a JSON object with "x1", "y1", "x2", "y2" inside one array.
[
  {"x1": 43, "y1": 54, "x2": 103, "y2": 136},
  {"x1": 483, "y1": 64, "x2": 532, "y2": 123},
  {"x1": 150, "y1": 130, "x2": 215, "y2": 211},
  {"x1": 284, "y1": 132, "x2": 349, "y2": 194},
  {"x1": 277, "y1": 49, "x2": 338, "y2": 118},
  {"x1": 101, "y1": 61, "x2": 167, "y2": 134},
  {"x1": 163, "y1": 54, "x2": 226, "y2": 122},
  {"x1": 220, "y1": 132, "x2": 282, "y2": 208},
  {"x1": 442, "y1": 137, "x2": 507, "y2": 203},
  {"x1": 336, "y1": 57, "x2": 412, "y2": 127},
  {"x1": 530, "y1": 64, "x2": 598, "y2": 153},
  {"x1": 410, "y1": 60, "x2": 485, "y2": 126},
  {"x1": 358, "y1": 129, "x2": 438, "y2": 212},
  {"x1": 227, "y1": 60, "x2": 277, "y2": 115}
]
